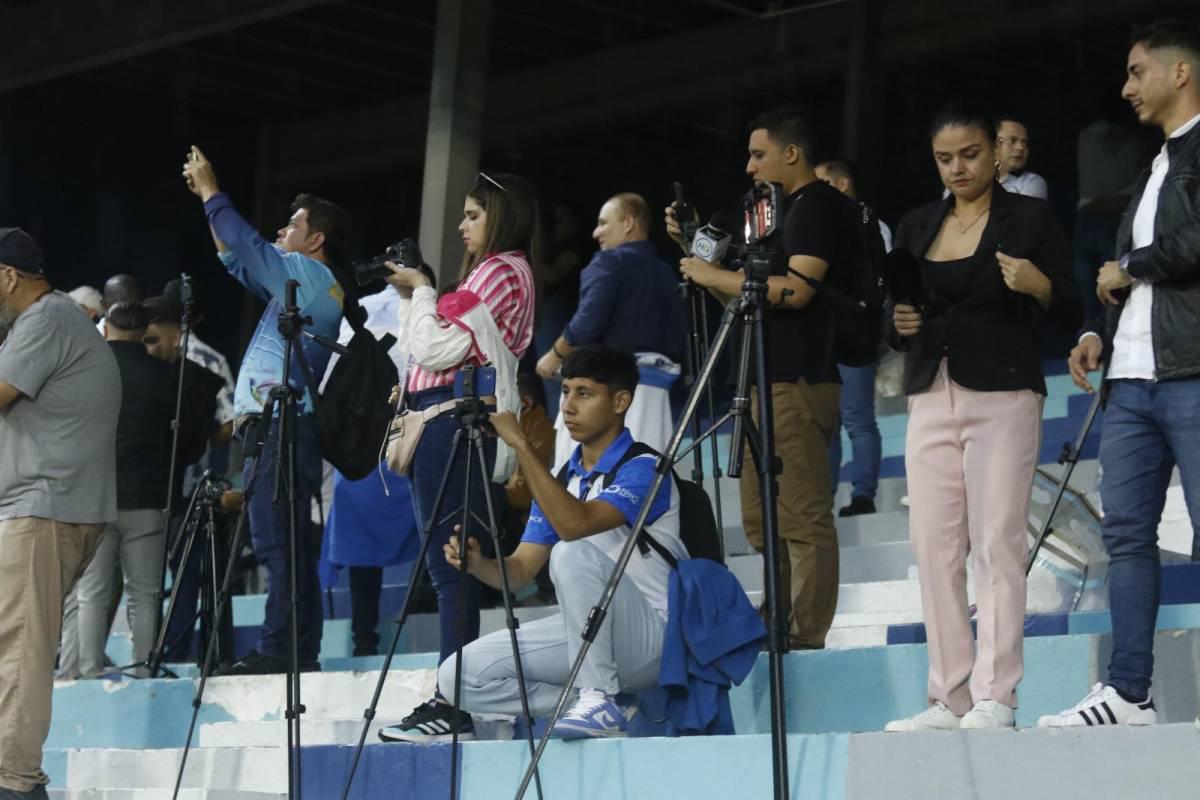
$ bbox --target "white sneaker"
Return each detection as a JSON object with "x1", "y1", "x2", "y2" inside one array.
[
  {"x1": 1036, "y1": 683, "x2": 1157, "y2": 728},
  {"x1": 960, "y1": 700, "x2": 1015, "y2": 729},
  {"x1": 884, "y1": 701, "x2": 961, "y2": 732}
]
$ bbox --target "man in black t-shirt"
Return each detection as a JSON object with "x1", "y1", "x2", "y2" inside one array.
[{"x1": 673, "y1": 108, "x2": 859, "y2": 649}]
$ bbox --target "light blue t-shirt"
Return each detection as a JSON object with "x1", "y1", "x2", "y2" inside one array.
[{"x1": 204, "y1": 193, "x2": 343, "y2": 416}]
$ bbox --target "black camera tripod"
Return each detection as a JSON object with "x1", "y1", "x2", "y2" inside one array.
[
  {"x1": 171, "y1": 279, "x2": 346, "y2": 800},
  {"x1": 141, "y1": 273, "x2": 196, "y2": 680},
  {"x1": 515, "y1": 234, "x2": 792, "y2": 800},
  {"x1": 124, "y1": 470, "x2": 235, "y2": 677},
  {"x1": 340, "y1": 365, "x2": 542, "y2": 800}
]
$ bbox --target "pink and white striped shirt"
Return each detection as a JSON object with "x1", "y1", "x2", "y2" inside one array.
[{"x1": 406, "y1": 251, "x2": 536, "y2": 393}]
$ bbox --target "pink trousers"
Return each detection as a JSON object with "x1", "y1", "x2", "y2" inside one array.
[{"x1": 905, "y1": 361, "x2": 1042, "y2": 714}]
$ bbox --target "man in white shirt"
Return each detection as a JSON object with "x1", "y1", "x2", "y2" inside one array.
[
  {"x1": 995, "y1": 115, "x2": 1049, "y2": 199},
  {"x1": 1045, "y1": 18, "x2": 1200, "y2": 730}
]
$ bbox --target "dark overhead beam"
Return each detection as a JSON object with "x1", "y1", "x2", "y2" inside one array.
[
  {"x1": 0, "y1": 0, "x2": 328, "y2": 93},
  {"x1": 271, "y1": 0, "x2": 1185, "y2": 182}
]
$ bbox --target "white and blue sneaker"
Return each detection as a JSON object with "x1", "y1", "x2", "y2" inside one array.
[{"x1": 551, "y1": 689, "x2": 630, "y2": 739}]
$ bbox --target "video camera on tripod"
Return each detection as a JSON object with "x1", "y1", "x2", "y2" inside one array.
[
  {"x1": 728, "y1": 181, "x2": 783, "y2": 279},
  {"x1": 677, "y1": 181, "x2": 783, "y2": 279}
]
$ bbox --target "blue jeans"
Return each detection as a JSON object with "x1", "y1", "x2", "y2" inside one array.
[
  {"x1": 828, "y1": 363, "x2": 882, "y2": 500},
  {"x1": 243, "y1": 413, "x2": 324, "y2": 663},
  {"x1": 407, "y1": 386, "x2": 497, "y2": 664},
  {"x1": 1100, "y1": 378, "x2": 1200, "y2": 699}
]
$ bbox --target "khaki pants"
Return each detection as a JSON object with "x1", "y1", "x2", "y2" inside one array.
[
  {"x1": 0, "y1": 517, "x2": 102, "y2": 792},
  {"x1": 740, "y1": 380, "x2": 841, "y2": 649}
]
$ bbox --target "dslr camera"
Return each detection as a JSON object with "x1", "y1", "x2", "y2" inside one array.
[{"x1": 353, "y1": 238, "x2": 425, "y2": 287}]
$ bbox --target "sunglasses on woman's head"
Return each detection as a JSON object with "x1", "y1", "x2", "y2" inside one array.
[{"x1": 476, "y1": 171, "x2": 508, "y2": 193}]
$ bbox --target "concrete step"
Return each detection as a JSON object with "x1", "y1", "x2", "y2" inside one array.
[
  {"x1": 847, "y1": 723, "x2": 1200, "y2": 800},
  {"x1": 199, "y1": 715, "x2": 516, "y2": 748},
  {"x1": 59, "y1": 747, "x2": 286, "y2": 793},
  {"x1": 51, "y1": 624, "x2": 1200, "y2": 755},
  {"x1": 50, "y1": 791, "x2": 283, "y2": 800}
]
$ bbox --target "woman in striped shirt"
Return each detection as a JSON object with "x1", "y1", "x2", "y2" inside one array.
[{"x1": 383, "y1": 172, "x2": 541, "y2": 738}]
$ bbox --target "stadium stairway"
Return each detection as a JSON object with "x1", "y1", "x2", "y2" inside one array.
[{"x1": 47, "y1": 366, "x2": 1200, "y2": 799}]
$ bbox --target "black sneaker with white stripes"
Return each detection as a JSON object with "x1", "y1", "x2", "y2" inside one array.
[
  {"x1": 1037, "y1": 683, "x2": 1158, "y2": 728},
  {"x1": 379, "y1": 699, "x2": 476, "y2": 743}
]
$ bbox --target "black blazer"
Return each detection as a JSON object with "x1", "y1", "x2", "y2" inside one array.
[{"x1": 889, "y1": 185, "x2": 1082, "y2": 395}]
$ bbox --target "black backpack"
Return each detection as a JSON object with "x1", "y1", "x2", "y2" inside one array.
[
  {"x1": 311, "y1": 300, "x2": 400, "y2": 480},
  {"x1": 829, "y1": 202, "x2": 889, "y2": 367},
  {"x1": 555, "y1": 441, "x2": 724, "y2": 568}
]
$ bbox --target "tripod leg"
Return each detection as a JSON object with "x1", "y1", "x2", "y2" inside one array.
[
  {"x1": 449, "y1": 426, "x2": 475, "y2": 800},
  {"x1": 748, "y1": 302, "x2": 790, "y2": 800},
  {"x1": 172, "y1": 448, "x2": 266, "y2": 800},
  {"x1": 1027, "y1": 391, "x2": 1103, "y2": 574},
  {"x1": 278, "y1": 399, "x2": 306, "y2": 800},
  {"x1": 141, "y1": 502, "x2": 204, "y2": 677},
  {"x1": 469, "y1": 428, "x2": 544, "y2": 800},
  {"x1": 514, "y1": 298, "x2": 743, "y2": 800},
  {"x1": 339, "y1": 513, "x2": 446, "y2": 800},
  {"x1": 695, "y1": 289, "x2": 726, "y2": 541},
  {"x1": 342, "y1": 420, "x2": 473, "y2": 800}
]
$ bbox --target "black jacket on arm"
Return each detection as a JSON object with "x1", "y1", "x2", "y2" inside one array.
[
  {"x1": 1084, "y1": 121, "x2": 1200, "y2": 383},
  {"x1": 889, "y1": 185, "x2": 1082, "y2": 396}
]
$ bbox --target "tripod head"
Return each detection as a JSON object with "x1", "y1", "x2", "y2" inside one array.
[
  {"x1": 277, "y1": 279, "x2": 312, "y2": 340},
  {"x1": 276, "y1": 278, "x2": 352, "y2": 356},
  {"x1": 195, "y1": 472, "x2": 233, "y2": 509}
]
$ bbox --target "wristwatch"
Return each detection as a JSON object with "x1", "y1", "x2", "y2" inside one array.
[{"x1": 1118, "y1": 254, "x2": 1131, "y2": 279}]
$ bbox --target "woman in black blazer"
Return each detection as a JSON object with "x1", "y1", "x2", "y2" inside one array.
[{"x1": 884, "y1": 107, "x2": 1082, "y2": 734}]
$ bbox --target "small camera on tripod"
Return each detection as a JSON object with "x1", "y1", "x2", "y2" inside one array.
[
  {"x1": 353, "y1": 238, "x2": 425, "y2": 286},
  {"x1": 454, "y1": 364, "x2": 498, "y2": 399},
  {"x1": 196, "y1": 474, "x2": 232, "y2": 505}
]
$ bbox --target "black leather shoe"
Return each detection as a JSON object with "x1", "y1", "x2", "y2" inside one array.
[
  {"x1": 838, "y1": 496, "x2": 876, "y2": 517},
  {"x1": 217, "y1": 651, "x2": 321, "y2": 676}
]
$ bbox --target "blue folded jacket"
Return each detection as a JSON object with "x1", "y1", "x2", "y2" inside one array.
[{"x1": 657, "y1": 558, "x2": 766, "y2": 735}]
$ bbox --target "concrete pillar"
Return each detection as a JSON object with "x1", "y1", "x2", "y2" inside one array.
[
  {"x1": 418, "y1": 0, "x2": 492, "y2": 289},
  {"x1": 838, "y1": 0, "x2": 886, "y2": 202}
]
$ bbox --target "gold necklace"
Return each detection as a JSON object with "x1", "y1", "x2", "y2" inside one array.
[{"x1": 950, "y1": 207, "x2": 990, "y2": 235}]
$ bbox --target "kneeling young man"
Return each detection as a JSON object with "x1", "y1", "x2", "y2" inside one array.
[{"x1": 381, "y1": 345, "x2": 686, "y2": 742}]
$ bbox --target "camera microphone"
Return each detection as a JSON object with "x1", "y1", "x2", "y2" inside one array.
[
  {"x1": 691, "y1": 213, "x2": 732, "y2": 264},
  {"x1": 884, "y1": 249, "x2": 924, "y2": 307}
]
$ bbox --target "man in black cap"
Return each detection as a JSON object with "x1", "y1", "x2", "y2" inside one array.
[{"x1": 0, "y1": 228, "x2": 121, "y2": 800}]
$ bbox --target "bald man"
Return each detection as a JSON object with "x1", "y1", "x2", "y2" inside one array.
[{"x1": 536, "y1": 193, "x2": 687, "y2": 467}]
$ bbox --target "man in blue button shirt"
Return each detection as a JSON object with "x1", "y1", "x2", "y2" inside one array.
[
  {"x1": 536, "y1": 193, "x2": 687, "y2": 467},
  {"x1": 183, "y1": 146, "x2": 347, "y2": 675}
]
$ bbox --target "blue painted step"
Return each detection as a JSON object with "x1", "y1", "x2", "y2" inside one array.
[{"x1": 887, "y1": 563, "x2": 1200, "y2": 645}]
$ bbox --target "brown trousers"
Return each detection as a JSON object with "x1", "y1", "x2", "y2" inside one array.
[
  {"x1": 740, "y1": 380, "x2": 841, "y2": 649},
  {"x1": 0, "y1": 517, "x2": 102, "y2": 792}
]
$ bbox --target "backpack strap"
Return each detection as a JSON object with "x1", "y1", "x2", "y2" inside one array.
[{"x1": 553, "y1": 440, "x2": 680, "y2": 568}]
